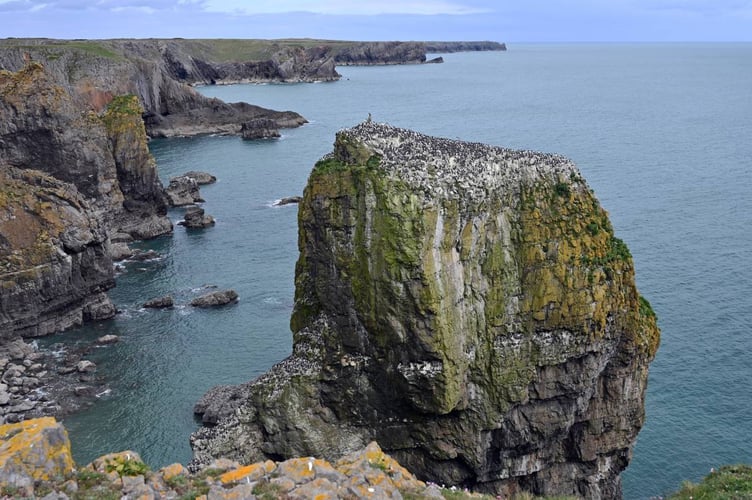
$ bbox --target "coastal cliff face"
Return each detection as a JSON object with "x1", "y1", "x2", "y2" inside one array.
[
  {"x1": 0, "y1": 62, "x2": 171, "y2": 240},
  {"x1": 0, "y1": 166, "x2": 114, "y2": 339},
  {"x1": 0, "y1": 40, "x2": 308, "y2": 138},
  {"x1": 0, "y1": 63, "x2": 171, "y2": 337},
  {"x1": 191, "y1": 122, "x2": 660, "y2": 499}
]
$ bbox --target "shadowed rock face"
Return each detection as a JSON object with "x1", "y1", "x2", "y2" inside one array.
[
  {"x1": 0, "y1": 167, "x2": 115, "y2": 339},
  {"x1": 191, "y1": 121, "x2": 660, "y2": 499}
]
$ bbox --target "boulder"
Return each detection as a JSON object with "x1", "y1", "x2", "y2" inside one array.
[
  {"x1": 165, "y1": 175, "x2": 204, "y2": 206},
  {"x1": 190, "y1": 290, "x2": 238, "y2": 308},
  {"x1": 143, "y1": 295, "x2": 174, "y2": 309},
  {"x1": 178, "y1": 206, "x2": 215, "y2": 229}
]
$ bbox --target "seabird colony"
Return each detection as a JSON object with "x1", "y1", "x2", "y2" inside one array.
[{"x1": 338, "y1": 121, "x2": 580, "y2": 204}]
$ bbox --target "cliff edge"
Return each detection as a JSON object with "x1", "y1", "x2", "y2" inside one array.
[{"x1": 190, "y1": 122, "x2": 660, "y2": 499}]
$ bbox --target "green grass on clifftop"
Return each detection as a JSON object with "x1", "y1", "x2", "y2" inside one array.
[{"x1": 669, "y1": 465, "x2": 752, "y2": 499}]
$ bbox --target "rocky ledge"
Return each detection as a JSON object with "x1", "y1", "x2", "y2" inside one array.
[
  {"x1": 190, "y1": 122, "x2": 660, "y2": 499},
  {"x1": 0, "y1": 417, "x2": 484, "y2": 499}
]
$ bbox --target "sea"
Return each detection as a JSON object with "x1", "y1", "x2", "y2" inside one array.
[{"x1": 39, "y1": 43, "x2": 752, "y2": 499}]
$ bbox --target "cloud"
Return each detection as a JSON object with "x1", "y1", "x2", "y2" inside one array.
[{"x1": 200, "y1": 0, "x2": 489, "y2": 16}]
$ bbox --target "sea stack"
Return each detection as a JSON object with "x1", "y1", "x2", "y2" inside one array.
[{"x1": 190, "y1": 122, "x2": 660, "y2": 499}]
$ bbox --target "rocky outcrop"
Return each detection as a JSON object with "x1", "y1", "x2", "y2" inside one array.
[
  {"x1": 143, "y1": 295, "x2": 174, "y2": 309},
  {"x1": 241, "y1": 118, "x2": 281, "y2": 140},
  {"x1": 0, "y1": 64, "x2": 171, "y2": 241},
  {"x1": 0, "y1": 166, "x2": 115, "y2": 338},
  {"x1": 179, "y1": 206, "x2": 216, "y2": 229},
  {"x1": 1, "y1": 418, "x2": 478, "y2": 500},
  {"x1": 333, "y1": 41, "x2": 428, "y2": 65},
  {"x1": 182, "y1": 171, "x2": 216, "y2": 185},
  {"x1": 190, "y1": 122, "x2": 660, "y2": 499},
  {"x1": 165, "y1": 175, "x2": 204, "y2": 206},
  {"x1": 191, "y1": 290, "x2": 238, "y2": 308},
  {"x1": 0, "y1": 39, "x2": 309, "y2": 138},
  {"x1": 0, "y1": 417, "x2": 74, "y2": 493},
  {"x1": 274, "y1": 196, "x2": 303, "y2": 206}
]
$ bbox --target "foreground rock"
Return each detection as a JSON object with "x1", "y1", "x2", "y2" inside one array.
[
  {"x1": 191, "y1": 290, "x2": 238, "y2": 308},
  {"x1": 0, "y1": 417, "x2": 74, "y2": 493},
  {"x1": 0, "y1": 417, "x2": 488, "y2": 499},
  {"x1": 191, "y1": 122, "x2": 660, "y2": 499},
  {"x1": 178, "y1": 206, "x2": 216, "y2": 229}
]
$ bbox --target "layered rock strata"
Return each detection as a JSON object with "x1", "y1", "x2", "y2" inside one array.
[
  {"x1": 0, "y1": 166, "x2": 115, "y2": 339},
  {"x1": 191, "y1": 122, "x2": 660, "y2": 499}
]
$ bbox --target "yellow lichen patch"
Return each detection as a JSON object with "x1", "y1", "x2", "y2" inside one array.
[
  {"x1": 275, "y1": 457, "x2": 316, "y2": 483},
  {"x1": 160, "y1": 462, "x2": 188, "y2": 481},
  {"x1": 219, "y1": 462, "x2": 268, "y2": 485},
  {"x1": 0, "y1": 417, "x2": 74, "y2": 483}
]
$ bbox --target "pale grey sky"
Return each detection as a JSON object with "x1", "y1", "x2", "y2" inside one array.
[{"x1": 0, "y1": 0, "x2": 750, "y2": 41}]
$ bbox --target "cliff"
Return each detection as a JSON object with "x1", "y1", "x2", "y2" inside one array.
[
  {"x1": 0, "y1": 62, "x2": 172, "y2": 337},
  {"x1": 191, "y1": 122, "x2": 660, "y2": 499},
  {"x1": 0, "y1": 166, "x2": 114, "y2": 339},
  {"x1": 0, "y1": 39, "x2": 504, "y2": 138},
  {"x1": 0, "y1": 39, "x2": 308, "y2": 138},
  {"x1": 0, "y1": 62, "x2": 171, "y2": 240}
]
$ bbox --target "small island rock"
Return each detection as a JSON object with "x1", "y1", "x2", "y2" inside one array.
[
  {"x1": 165, "y1": 176, "x2": 204, "y2": 206},
  {"x1": 178, "y1": 206, "x2": 215, "y2": 229},
  {"x1": 143, "y1": 296, "x2": 174, "y2": 309},
  {"x1": 190, "y1": 290, "x2": 238, "y2": 308},
  {"x1": 75, "y1": 360, "x2": 96, "y2": 373}
]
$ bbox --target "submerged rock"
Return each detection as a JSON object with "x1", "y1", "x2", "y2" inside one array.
[
  {"x1": 190, "y1": 121, "x2": 660, "y2": 499},
  {"x1": 190, "y1": 290, "x2": 238, "y2": 308}
]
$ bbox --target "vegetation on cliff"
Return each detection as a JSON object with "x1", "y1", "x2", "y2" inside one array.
[{"x1": 191, "y1": 122, "x2": 660, "y2": 499}]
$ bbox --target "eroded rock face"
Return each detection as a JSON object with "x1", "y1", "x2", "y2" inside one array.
[
  {"x1": 192, "y1": 122, "x2": 660, "y2": 498},
  {"x1": 0, "y1": 64, "x2": 171, "y2": 240},
  {"x1": 0, "y1": 167, "x2": 115, "y2": 339}
]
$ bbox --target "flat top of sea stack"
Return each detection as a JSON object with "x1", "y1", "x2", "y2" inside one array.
[{"x1": 336, "y1": 121, "x2": 579, "y2": 202}]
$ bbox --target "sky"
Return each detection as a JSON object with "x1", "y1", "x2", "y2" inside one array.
[{"x1": 0, "y1": 0, "x2": 750, "y2": 42}]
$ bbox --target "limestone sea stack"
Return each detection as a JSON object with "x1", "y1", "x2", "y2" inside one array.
[{"x1": 190, "y1": 122, "x2": 660, "y2": 499}]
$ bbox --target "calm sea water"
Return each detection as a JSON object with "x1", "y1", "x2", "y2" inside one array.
[{"x1": 44, "y1": 44, "x2": 752, "y2": 499}]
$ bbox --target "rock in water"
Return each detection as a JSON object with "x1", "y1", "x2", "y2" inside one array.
[
  {"x1": 190, "y1": 290, "x2": 238, "y2": 308},
  {"x1": 182, "y1": 171, "x2": 217, "y2": 185},
  {"x1": 241, "y1": 118, "x2": 281, "y2": 139},
  {"x1": 143, "y1": 295, "x2": 174, "y2": 309},
  {"x1": 178, "y1": 206, "x2": 215, "y2": 229},
  {"x1": 190, "y1": 122, "x2": 660, "y2": 499},
  {"x1": 165, "y1": 176, "x2": 204, "y2": 206}
]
